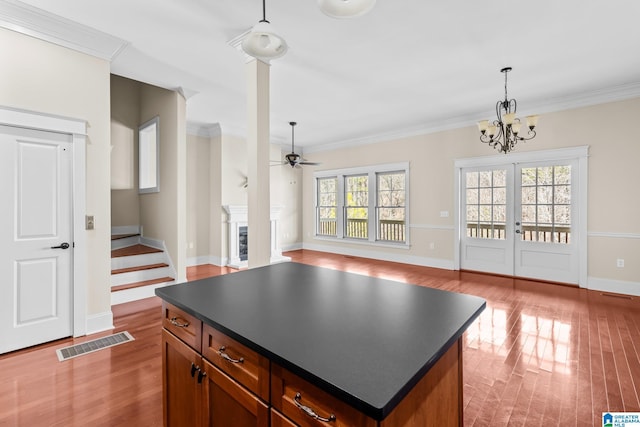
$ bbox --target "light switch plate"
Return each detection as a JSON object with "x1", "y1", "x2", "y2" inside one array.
[{"x1": 86, "y1": 215, "x2": 95, "y2": 230}]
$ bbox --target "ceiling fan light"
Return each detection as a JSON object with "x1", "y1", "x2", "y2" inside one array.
[
  {"x1": 241, "y1": 21, "x2": 288, "y2": 61},
  {"x1": 318, "y1": 0, "x2": 376, "y2": 18}
]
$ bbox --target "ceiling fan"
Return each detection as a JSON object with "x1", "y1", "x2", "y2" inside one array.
[{"x1": 281, "y1": 122, "x2": 320, "y2": 168}]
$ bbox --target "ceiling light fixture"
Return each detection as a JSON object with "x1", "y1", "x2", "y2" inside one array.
[
  {"x1": 241, "y1": 0, "x2": 288, "y2": 61},
  {"x1": 477, "y1": 67, "x2": 539, "y2": 154},
  {"x1": 318, "y1": 0, "x2": 376, "y2": 18}
]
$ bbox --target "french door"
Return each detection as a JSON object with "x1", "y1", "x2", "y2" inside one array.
[{"x1": 459, "y1": 156, "x2": 582, "y2": 284}]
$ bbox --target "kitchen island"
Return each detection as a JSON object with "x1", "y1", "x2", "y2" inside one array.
[{"x1": 156, "y1": 262, "x2": 485, "y2": 426}]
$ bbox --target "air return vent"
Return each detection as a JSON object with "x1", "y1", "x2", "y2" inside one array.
[{"x1": 56, "y1": 331, "x2": 134, "y2": 361}]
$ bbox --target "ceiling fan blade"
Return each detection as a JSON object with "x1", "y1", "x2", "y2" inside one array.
[{"x1": 299, "y1": 161, "x2": 321, "y2": 166}]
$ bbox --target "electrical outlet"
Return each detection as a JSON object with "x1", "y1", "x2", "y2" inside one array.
[
  {"x1": 440, "y1": 211, "x2": 449, "y2": 218},
  {"x1": 429, "y1": 242, "x2": 435, "y2": 250},
  {"x1": 85, "y1": 215, "x2": 94, "y2": 230},
  {"x1": 617, "y1": 259, "x2": 625, "y2": 268}
]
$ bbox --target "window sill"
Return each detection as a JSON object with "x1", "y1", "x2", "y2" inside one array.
[{"x1": 313, "y1": 235, "x2": 410, "y2": 250}]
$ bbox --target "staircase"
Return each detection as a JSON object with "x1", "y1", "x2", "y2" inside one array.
[{"x1": 111, "y1": 229, "x2": 175, "y2": 305}]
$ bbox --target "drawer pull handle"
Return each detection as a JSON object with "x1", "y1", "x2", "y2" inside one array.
[
  {"x1": 218, "y1": 346, "x2": 244, "y2": 364},
  {"x1": 170, "y1": 317, "x2": 189, "y2": 328},
  {"x1": 294, "y1": 392, "x2": 337, "y2": 423}
]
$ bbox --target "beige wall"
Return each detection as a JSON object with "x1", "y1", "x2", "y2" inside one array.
[
  {"x1": 186, "y1": 133, "x2": 212, "y2": 260},
  {"x1": 0, "y1": 28, "x2": 112, "y2": 316},
  {"x1": 302, "y1": 97, "x2": 640, "y2": 288},
  {"x1": 139, "y1": 85, "x2": 187, "y2": 282},
  {"x1": 110, "y1": 75, "x2": 141, "y2": 227}
]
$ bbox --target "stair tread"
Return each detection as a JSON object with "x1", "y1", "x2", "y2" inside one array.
[
  {"x1": 112, "y1": 263, "x2": 169, "y2": 275},
  {"x1": 111, "y1": 244, "x2": 162, "y2": 258},
  {"x1": 111, "y1": 233, "x2": 141, "y2": 241},
  {"x1": 111, "y1": 277, "x2": 174, "y2": 292}
]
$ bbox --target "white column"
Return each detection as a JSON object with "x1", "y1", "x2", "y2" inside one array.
[{"x1": 246, "y1": 59, "x2": 271, "y2": 268}]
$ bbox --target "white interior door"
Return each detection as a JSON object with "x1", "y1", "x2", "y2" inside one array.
[
  {"x1": 460, "y1": 159, "x2": 580, "y2": 284},
  {"x1": 0, "y1": 125, "x2": 73, "y2": 354}
]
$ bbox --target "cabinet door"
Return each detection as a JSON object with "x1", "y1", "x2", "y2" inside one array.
[
  {"x1": 201, "y1": 359, "x2": 269, "y2": 427},
  {"x1": 162, "y1": 329, "x2": 203, "y2": 427}
]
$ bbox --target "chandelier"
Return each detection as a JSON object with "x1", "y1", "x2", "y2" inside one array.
[{"x1": 477, "y1": 67, "x2": 539, "y2": 154}]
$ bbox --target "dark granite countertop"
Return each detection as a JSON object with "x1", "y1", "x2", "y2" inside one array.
[{"x1": 156, "y1": 262, "x2": 485, "y2": 420}]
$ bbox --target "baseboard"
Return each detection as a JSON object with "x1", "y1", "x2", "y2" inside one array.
[
  {"x1": 84, "y1": 310, "x2": 114, "y2": 336},
  {"x1": 588, "y1": 277, "x2": 640, "y2": 297},
  {"x1": 111, "y1": 225, "x2": 141, "y2": 236},
  {"x1": 187, "y1": 255, "x2": 227, "y2": 267},
  {"x1": 282, "y1": 242, "x2": 303, "y2": 251},
  {"x1": 302, "y1": 242, "x2": 455, "y2": 270}
]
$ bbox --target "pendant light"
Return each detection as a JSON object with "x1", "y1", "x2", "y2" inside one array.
[
  {"x1": 318, "y1": 0, "x2": 376, "y2": 18},
  {"x1": 242, "y1": 0, "x2": 288, "y2": 61}
]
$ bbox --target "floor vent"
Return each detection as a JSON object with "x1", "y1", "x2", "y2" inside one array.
[{"x1": 56, "y1": 331, "x2": 134, "y2": 361}]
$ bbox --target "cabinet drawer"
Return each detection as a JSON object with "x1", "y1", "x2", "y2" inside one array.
[
  {"x1": 271, "y1": 364, "x2": 377, "y2": 427},
  {"x1": 271, "y1": 409, "x2": 298, "y2": 427},
  {"x1": 202, "y1": 323, "x2": 270, "y2": 402},
  {"x1": 162, "y1": 301, "x2": 202, "y2": 352}
]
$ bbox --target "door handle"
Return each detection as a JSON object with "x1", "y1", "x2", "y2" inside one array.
[{"x1": 51, "y1": 242, "x2": 70, "y2": 249}]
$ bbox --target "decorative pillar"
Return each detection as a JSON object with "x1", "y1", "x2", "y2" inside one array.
[{"x1": 246, "y1": 59, "x2": 271, "y2": 268}]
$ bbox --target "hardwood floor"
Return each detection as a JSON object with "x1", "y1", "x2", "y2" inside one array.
[{"x1": 1, "y1": 250, "x2": 639, "y2": 426}]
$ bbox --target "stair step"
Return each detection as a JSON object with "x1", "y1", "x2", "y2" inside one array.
[
  {"x1": 111, "y1": 244, "x2": 162, "y2": 258},
  {"x1": 111, "y1": 233, "x2": 140, "y2": 241},
  {"x1": 112, "y1": 263, "x2": 169, "y2": 275},
  {"x1": 111, "y1": 276, "x2": 174, "y2": 293}
]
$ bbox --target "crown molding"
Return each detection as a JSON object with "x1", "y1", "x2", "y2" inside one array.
[
  {"x1": 0, "y1": 0, "x2": 129, "y2": 61},
  {"x1": 187, "y1": 122, "x2": 221, "y2": 138},
  {"x1": 304, "y1": 81, "x2": 640, "y2": 154}
]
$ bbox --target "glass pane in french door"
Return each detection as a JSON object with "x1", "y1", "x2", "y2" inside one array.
[
  {"x1": 520, "y1": 165, "x2": 572, "y2": 243},
  {"x1": 465, "y1": 169, "x2": 507, "y2": 240}
]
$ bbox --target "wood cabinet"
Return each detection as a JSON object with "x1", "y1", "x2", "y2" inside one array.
[
  {"x1": 161, "y1": 301, "x2": 463, "y2": 427},
  {"x1": 162, "y1": 302, "x2": 269, "y2": 427}
]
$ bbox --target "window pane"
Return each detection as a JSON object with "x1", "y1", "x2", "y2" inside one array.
[
  {"x1": 465, "y1": 169, "x2": 506, "y2": 240},
  {"x1": 317, "y1": 177, "x2": 337, "y2": 237},
  {"x1": 377, "y1": 172, "x2": 406, "y2": 242},
  {"x1": 519, "y1": 165, "x2": 572, "y2": 243}
]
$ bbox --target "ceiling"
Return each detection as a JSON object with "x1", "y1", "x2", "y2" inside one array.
[{"x1": 9, "y1": 0, "x2": 640, "y2": 151}]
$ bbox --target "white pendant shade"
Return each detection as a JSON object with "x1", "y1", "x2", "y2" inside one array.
[
  {"x1": 318, "y1": 0, "x2": 376, "y2": 18},
  {"x1": 241, "y1": 21, "x2": 288, "y2": 61}
]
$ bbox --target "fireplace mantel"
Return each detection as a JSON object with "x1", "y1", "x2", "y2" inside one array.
[{"x1": 223, "y1": 205, "x2": 290, "y2": 269}]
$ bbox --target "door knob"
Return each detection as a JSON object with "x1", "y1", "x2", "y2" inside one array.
[{"x1": 51, "y1": 242, "x2": 70, "y2": 249}]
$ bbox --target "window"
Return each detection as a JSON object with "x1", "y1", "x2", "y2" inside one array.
[
  {"x1": 465, "y1": 169, "x2": 507, "y2": 240},
  {"x1": 314, "y1": 163, "x2": 408, "y2": 245},
  {"x1": 345, "y1": 175, "x2": 368, "y2": 239},
  {"x1": 316, "y1": 177, "x2": 337, "y2": 237},
  {"x1": 377, "y1": 172, "x2": 406, "y2": 242},
  {"x1": 139, "y1": 116, "x2": 159, "y2": 194},
  {"x1": 520, "y1": 165, "x2": 571, "y2": 243}
]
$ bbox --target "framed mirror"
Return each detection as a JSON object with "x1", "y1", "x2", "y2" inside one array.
[{"x1": 138, "y1": 116, "x2": 159, "y2": 194}]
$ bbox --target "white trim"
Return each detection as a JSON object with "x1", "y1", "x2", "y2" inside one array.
[
  {"x1": 303, "y1": 242, "x2": 454, "y2": 270},
  {"x1": 1, "y1": 105, "x2": 89, "y2": 337},
  {"x1": 186, "y1": 255, "x2": 228, "y2": 268},
  {"x1": 186, "y1": 122, "x2": 221, "y2": 138},
  {"x1": 0, "y1": 0, "x2": 129, "y2": 61},
  {"x1": 588, "y1": 231, "x2": 640, "y2": 239},
  {"x1": 588, "y1": 277, "x2": 640, "y2": 298},
  {"x1": 111, "y1": 225, "x2": 141, "y2": 236},
  {"x1": 0, "y1": 105, "x2": 86, "y2": 135},
  {"x1": 282, "y1": 242, "x2": 303, "y2": 252},
  {"x1": 85, "y1": 311, "x2": 114, "y2": 335},
  {"x1": 410, "y1": 224, "x2": 455, "y2": 230},
  {"x1": 111, "y1": 281, "x2": 175, "y2": 306}
]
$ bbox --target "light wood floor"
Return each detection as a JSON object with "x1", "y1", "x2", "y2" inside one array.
[{"x1": 1, "y1": 250, "x2": 639, "y2": 426}]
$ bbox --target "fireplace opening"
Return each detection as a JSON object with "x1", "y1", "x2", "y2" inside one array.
[{"x1": 239, "y1": 226, "x2": 248, "y2": 261}]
